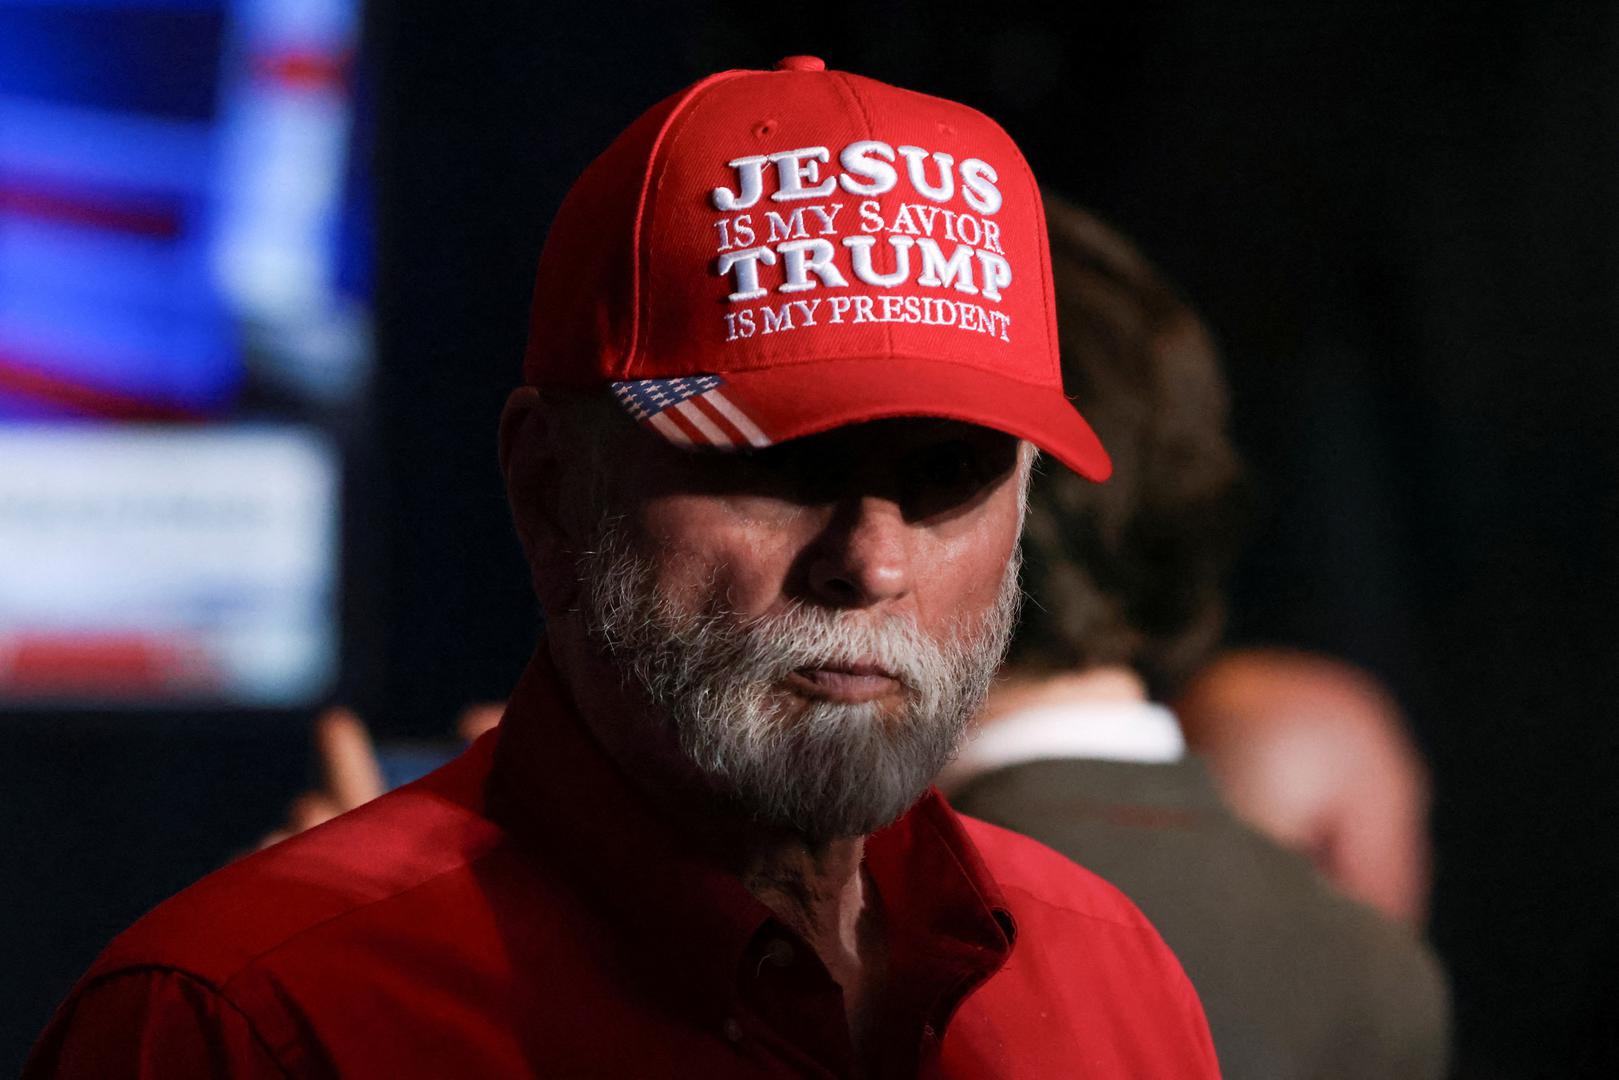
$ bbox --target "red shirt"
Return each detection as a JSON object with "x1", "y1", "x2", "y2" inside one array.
[{"x1": 26, "y1": 648, "x2": 1219, "y2": 1078}]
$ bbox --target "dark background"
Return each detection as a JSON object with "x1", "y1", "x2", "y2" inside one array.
[{"x1": 5, "y1": 2, "x2": 1617, "y2": 1075}]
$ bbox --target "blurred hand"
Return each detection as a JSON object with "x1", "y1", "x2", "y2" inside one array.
[
  {"x1": 455, "y1": 702, "x2": 504, "y2": 743},
  {"x1": 257, "y1": 703, "x2": 505, "y2": 851},
  {"x1": 258, "y1": 707, "x2": 386, "y2": 849},
  {"x1": 1175, "y1": 648, "x2": 1433, "y2": 925}
]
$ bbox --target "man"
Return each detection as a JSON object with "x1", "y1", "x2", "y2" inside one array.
[
  {"x1": 26, "y1": 58, "x2": 1218, "y2": 1077},
  {"x1": 943, "y1": 198, "x2": 1448, "y2": 1078}
]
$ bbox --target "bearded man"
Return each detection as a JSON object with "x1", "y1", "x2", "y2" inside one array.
[{"x1": 26, "y1": 58, "x2": 1218, "y2": 1078}]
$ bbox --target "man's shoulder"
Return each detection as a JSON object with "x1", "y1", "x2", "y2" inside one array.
[
  {"x1": 948, "y1": 806, "x2": 1221, "y2": 1075},
  {"x1": 953, "y1": 808, "x2": 1158, "y2": 933},
  {"x1": 89, "y1": 746, "x2": 508, "y2": 990}
]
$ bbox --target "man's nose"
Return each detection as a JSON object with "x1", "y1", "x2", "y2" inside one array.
[{"x1": 805, "y1": 495, "x2": 914, "y2": 608}]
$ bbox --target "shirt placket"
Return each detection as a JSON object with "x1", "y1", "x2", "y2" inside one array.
[{"x1": 728, "y1": 923, "x2": 857, "y2": 1077}]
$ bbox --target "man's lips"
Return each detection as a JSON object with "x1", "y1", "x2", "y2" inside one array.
[{"x1": 785, "y1": 664, "x2": 903, "y2": 703}]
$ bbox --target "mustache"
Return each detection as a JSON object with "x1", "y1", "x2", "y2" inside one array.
[{"x1": 712, "y1": 603, "x2": 952, "y2": 693}]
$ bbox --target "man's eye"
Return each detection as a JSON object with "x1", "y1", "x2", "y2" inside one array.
[
  {"x1": 906, "y1": 442, "x2": 996, "y2": 506},
  {"x1": 727, "y1": 444, "x2": 837, "y2": 500},
  {"x1": 923, "y1": 446, "x2": 977, "y2": 486}
]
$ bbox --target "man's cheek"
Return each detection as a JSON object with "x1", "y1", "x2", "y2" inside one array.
[
  {"x1": 946, "y1": 536, "x2": 1015, "y2": 605},
  {"x1": 700, "y1": 532, "x2": 801, "y2": 617},
  {"x1": 648, "y1": 549, "x2": 752, "y2": 618},
  {"x1": 709, "y1": 559, "x2": 784, "y2": 619}
]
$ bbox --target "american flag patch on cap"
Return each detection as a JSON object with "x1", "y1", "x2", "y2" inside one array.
[{"x1": 609, "y1": 375, "x2": 772, "y2": 449}]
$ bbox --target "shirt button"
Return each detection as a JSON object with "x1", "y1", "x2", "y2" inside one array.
[{"x1": 723, "y1": 1017, "x2": 744, "y2": 1043}]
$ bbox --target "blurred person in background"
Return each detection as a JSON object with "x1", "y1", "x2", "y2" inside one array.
[
  {"x1": 25, "y1": 59, "x2": 1220, "y2": 1078},
  {"x1": 1176, "y1": 647, "x2": 1433, "y2": 925},
  {"x1": 941, "y1": 196, "x2": 1450, "y2": 1078},
  {"x1": 253, "y1": 704, "x2": 502, "y2": 848}
]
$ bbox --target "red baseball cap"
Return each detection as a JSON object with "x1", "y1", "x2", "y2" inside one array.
[{"x1": 523, "y1": 56, "x2": 1111, "y2": 481}]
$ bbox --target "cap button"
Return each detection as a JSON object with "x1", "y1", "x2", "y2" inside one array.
[{"x1": 774, "y1": 55, "x2": 826, "y2": 72}]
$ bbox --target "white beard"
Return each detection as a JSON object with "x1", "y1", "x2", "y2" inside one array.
[{"x1": 577, "y1": 519, "x2": 1022, "y2": 842}]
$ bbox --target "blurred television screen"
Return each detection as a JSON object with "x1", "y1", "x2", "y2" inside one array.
[
  {"x1": 0, "y1": 427, "x2": 339, "y2": 704},
  {"x1": 0, "y1": 0, "x2": 369, "y2": 707}
]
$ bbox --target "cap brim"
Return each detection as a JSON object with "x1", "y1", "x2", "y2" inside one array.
[{"x1": 618, "y1": 357, "x2": 1111, "y2": 482}]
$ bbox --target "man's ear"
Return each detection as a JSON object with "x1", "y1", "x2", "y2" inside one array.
[{"x1": 499, "y1": 386, "x2": 581, "y2": 610}]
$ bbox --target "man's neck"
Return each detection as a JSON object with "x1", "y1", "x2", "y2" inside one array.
[
  {"x1": 741, "y1": 835, "x2": 871, "y2": 968},
  {"x1": 744, "y1": 838, "x2": 889, "y2": 1070}
]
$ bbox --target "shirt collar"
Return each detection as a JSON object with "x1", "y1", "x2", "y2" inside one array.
[
  {"x1": 939, "y1": 698, "x2": 1186, "y2": 793},
  {"x1": 864, "y1": 789, "x2": 1018, "y2": 1027},
  {"x1": 487, "y1": 643, "x2": 1017, "y2": 1031}
]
